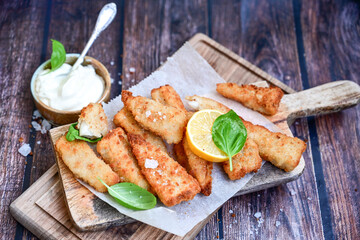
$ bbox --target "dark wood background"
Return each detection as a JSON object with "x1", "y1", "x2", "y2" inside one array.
[{"x1": 0, "y1": 0, "x2": 359, "y2": 239}]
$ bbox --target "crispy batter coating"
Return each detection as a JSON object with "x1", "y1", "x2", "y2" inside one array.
[
  {"x1": 223, "y1": 138, "x2": 262, "y2": 180},
  {"x1": 243, "y1": 121, "x2": 306, "y2": 172},
  {"x1": 113, "y1": 108, "x2": 167, "y2": 152},
  {"x1": 55, "y1": 135, "x2": 119, "y2": 192},
  {"x1": 122, "y1": 90, "x2": 188, "y2": 144},
  {"x1": 128, "y1": 134, "x2": 201, "y2": 207},
  {"x1": 77, "y1": 103, "x2": 108, "y2": 139},
  {"x1": 96, "y1": 127, "x2": 152, "y2": 192},
  {"x1": 151, "y1": 85, "x2": 186, "y2": 111},
  {"x1": 186, "y1": 95, "x2": 306, "y2": 172},
  {"x1": 216, "y1": 83, "x2": 284, "y2": 116},
  {"x1": 181, "y1": 137, "x2": 213, "y2": 196}
]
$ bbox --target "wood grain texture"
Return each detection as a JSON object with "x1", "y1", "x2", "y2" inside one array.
[
  {"x1": 210, "y1": 0, "x2": 324, "y2": 239},
  {"x1": 300, "y1": 0, "x2": 360, "y2": 238},
  {"x1": 0, "y1": 1, "x2": 48, "y2": 239}
]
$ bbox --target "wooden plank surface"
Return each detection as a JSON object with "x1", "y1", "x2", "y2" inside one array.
[
  {"x1": 1, "y1": 0, "x2": 359, "y2": 239},
  {"x1": 209, "y1": 1, "x2": 323, "y2": 239},
  {"x1": 299, "y1": 0, "x2": 360, "y2": 239}
]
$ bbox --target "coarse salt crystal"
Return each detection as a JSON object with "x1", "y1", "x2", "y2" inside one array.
[
  {"x1": 290, "y1": 189, "x2": 297, "y2": 196},
  {"x1": 188, "y1": 101, "x2": 200, "y2": 111},
  {"x1": 145, "y1": 158, "x2": 158, "y2": 169},
  {"x1": 254, "y1": 212, "x2": 261, "y2": 219},
  {"x1": 163, "y1": 115, "x2": 166, "y2": 119},
  {"x1": 41, "y1": 119, "x2": 51, "y2": 134},
  {"x1": 129, "y1": 67, "x2": 136, "y2": 73},
  {"x1": 110, "y1": 61, "x2": 115, "y2": 66},
  {"x1": 153, "y1": 119, "x2": 156, "y2": 122},
  {"x1": 32, "y1": 121, "x2": 42, "y2": 131},
  {"x1": 32, "y1": 110, "x2": 41, "y2": 119},
  {"x1": 229, "y1": 209, "x2": 233, "y2": 214},
  {"x1": 125, "y1": 73, "x2": 130, "y2": 78},
  {"x1": 275, "y1": 221, "x2": 281, "y2": 227},
  {"x1": 18, "y1": 143, "x2": 31, "y2": 157},
  {"x1": 158, "y1": 112, "x2": 162, "y2": 115},
  {"x1": 146, "y1": 111, "x2": 151, "y2": 118},
  {"x1": 37, "y1": 141, "x2": 41, "y2": 145},
  {"x1": 111, "y1": 78, "x2": 114, "y2": 84}
]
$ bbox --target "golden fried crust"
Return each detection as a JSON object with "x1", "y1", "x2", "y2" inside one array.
[
  {"x1": 173, "y1": 143, "x2": 189, "y2": 168},
  {"x1": 113, "y1": 108, "x2": 167, "y2": 152},
  {"x1": 122, "y1": 90, "x2": 188, "y2": 144},
  {"x1": 96, "y1": 128, "x2": 153, "y2": 192},
  {"x1": 242, "y1": 120, "x2": 306, "y2": 172},
  {"x1": 128, "y1": 134, "x2": 201, "y2": 207},
  {"x1": 55, "y1": 135, "x2": 119, "y2": 192},
  {"x1": 216, "y1": 83, "x2": 284, "y2": 116},
  {"x1": 182, "y1": 137, "x2": 213, "y2": 196},
  {"x1": 185, "y1": 95, "x2": 230, "y2": 113},
  {"x1": 77, "y1": 103, "x2": 108, "y2": 138},
  {"x1": 151, "y1": 85, "x2": 186, "y2": 111},
  {"x1": 223, "y1": 138, "x2": 262, "y2": 180},
  {"x1": 187, "y1": 95, "x2": 306, "y2": 172}
]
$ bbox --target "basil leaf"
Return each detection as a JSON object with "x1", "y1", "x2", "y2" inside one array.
[
  {"x1": 98, "y1": 178, "x2": 157, "y2": 210},
  {"x1": 212, "y1": 110, "x2": 247, "y2": 171},
  {"x1": 50, "y1": 39, "x2": 66, "y2": 72},
  {"x1": 66, "y1": 122, "x2": 102, "y2": 143}
]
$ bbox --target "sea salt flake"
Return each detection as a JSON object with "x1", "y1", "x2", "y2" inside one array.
[
  {"x1": 229, "y1": 209, "x2": 233, "y2": 214},
  {"x1": 18, "y1": 143, "x2": 31, "y2": 157},
  {"x1": 254, "y1": 212, "x2": 261, "y2": 219},
  {"x1": 110, "y1": 61, "x2": 115, "y2": 66},
  {"x1": 290, "y1": 189, "x2": 297, "y2": 196},
  {"x1": 153, "y1": 119, "x2": 156, "y2": 122},
  {"x1": 36, "y1": 141, "x2": 41, "y2": 145},
  {"x1": 118, "y1": 81, "x2": 122, "y2": 85},
  {"x1": 275, "y1": 221, "x2": 281, "y2": 227},
  {"x1": 111, "y1": 78, "x2": 114, "y2": 84},
  {"x1": 125, "y1": 73, "x2": 130, "y2": 78},
  {"x1": 129, "y1": 67, "x2": 136, "y2": 73},
  {"x1": 307, "y1": 197, "x2": 312, "y2": 200},
  {"x1": 145, "y1": 158, "x2": 158, "y2": 169},
  {"x1": 32, "y1": 121, "x2": 42, "y2": 131},
  {"x1": 146, "y1": 111, "x2": 151, "y2": 118},
  {"x1": 32, "y1": 110, "x2": 42, "y2": 119},
  {"x1": 280, "y1": 208, "x2": 283, "y2": 212},
  {"x1": 41, "y1": 119, "x2": 51, "y2": 134},
  {"x1": 163, "y1": 115, "x2": 166, "y2": 119},
  {"x1": 158, "y1": 112, "x2": 162, "y2": 115}
]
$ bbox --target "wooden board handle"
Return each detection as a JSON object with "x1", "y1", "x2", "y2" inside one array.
[{"x1": 283, "y1": 80, "x2": 360, "y2": 122}]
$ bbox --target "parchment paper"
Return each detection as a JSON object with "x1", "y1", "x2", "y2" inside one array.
[{"x1": 81, "y1": 43, "x2": 284, "y2": 236}]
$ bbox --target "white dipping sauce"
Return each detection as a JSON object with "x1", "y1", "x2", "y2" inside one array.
[{"x1": 35, "y1": 63, "x2": 105, "y2": 111}]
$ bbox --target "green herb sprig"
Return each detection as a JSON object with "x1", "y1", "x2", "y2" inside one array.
[
  {"x1": 66, "y1": 122, "x2": 102, "y2": 143},
  {"x1": 98, "y1": 178, "x2": 157, "y2": 210},
  {"x1": 212, "y1": 110, "x2": 247, "y2": 171},
  {"x1": 50, "y1": 39, "x2": 66, "y2": 72}
]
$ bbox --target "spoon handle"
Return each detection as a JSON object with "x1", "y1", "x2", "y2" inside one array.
[{"x1": 72, "y1": 3, "x2": 117, "y2": 70}]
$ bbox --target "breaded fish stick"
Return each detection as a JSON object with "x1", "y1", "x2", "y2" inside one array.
[
  {"x1": 152, "y1": 87, "x2": 213, "y2": 194},
  {"x1": 182, "y1": 137, "x2": 213, "y2": 195},
  {"x1": 113, "y1": 108, "x2": 167, "y2": 152},
  {"x1": 186, "y1": 95, "x2": 306, "y2": 172},
  {"x1": 122, "y1": 90, "x2": 188, "y2": 144},
  {"x1": 77, "y1": 103, "x2": 108, "y2": 139},
  {"x1": 128, "y1": 134, "x2": 201, "y2": 207},
  {"x1": 97, "y1": 128, "x2": 152, "y2": 192},
  {"x1": 55, "y1": 136, "x2": 119, "y2": 192},
  {"x1": 223, "y1": 138, "x2": 262, "y2": 180},
  {"x1": 216, "y1": 83, "x2": 284, "y2": 116},
  {"x1": 151, "y1": 85, "x2": 187, "y2": 111}
]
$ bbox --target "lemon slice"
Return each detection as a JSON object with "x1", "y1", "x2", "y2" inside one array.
[{"x1": 186, "y1": 109, "x2": 228, "y2": 162}]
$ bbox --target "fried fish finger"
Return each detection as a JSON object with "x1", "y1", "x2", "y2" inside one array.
[
  {"x1": 186, "y1": 95, "x2": 306, "y2": 172},
  {"x1": 151, "y1": 85, "x2": 186, "y2": 111},
  {"x1": 223, "y1": 138, "x2": 262, "y2": 180},
  {"x1": 113, "y1": 108, "x2": 167, "y2": 152},
  {"x1": 55, "y1": 136, "x2": 119, "y2": 192},
  {"x1": 96, "y1": 127, "x2": 152, "y2": 192},
  {"x1": 152, "y1": 87, "x2": 213, "y2": 194},
  {"x1": 216, "y1": 83, "x2": 284, "y2": 116},
  {"x1": 181, "y1": 137, "x2": 213, "y2": 196},
  {"x1": 128, "y1": 134, "x2": 201, "y2": 207},
  {"x1": 122, "y1": 90, "x2": 188, "y2": 144},
  {"x1": 77, "y1": 103, "x2": 108, "y2": 139}
]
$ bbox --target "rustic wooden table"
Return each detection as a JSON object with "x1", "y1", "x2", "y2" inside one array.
[{"x1": 1, "y1": 0, "x2": 359, "y2": 239}]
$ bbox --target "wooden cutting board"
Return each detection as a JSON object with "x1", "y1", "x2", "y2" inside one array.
[{"x1": 10, "y1": 33, "x2": 360, "y2": 240}]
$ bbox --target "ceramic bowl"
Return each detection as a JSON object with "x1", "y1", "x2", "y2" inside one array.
[{"x1": 30, "y1": 54, "x2": 111, "y2": 126}]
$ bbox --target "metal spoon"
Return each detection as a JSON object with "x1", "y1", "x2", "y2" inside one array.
[{"x1": 71, "y1": 2, "x2": 117, "y2": 71}]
